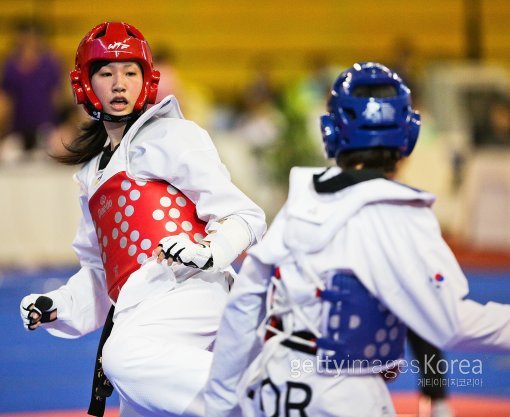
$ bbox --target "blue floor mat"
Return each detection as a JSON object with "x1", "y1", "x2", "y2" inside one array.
[
  {"x1": 0, "y1": 266, "x2": 119, "y2": 412},
  {"x1": 0, "y1": 266, "x2": 509, "y2": 413}
]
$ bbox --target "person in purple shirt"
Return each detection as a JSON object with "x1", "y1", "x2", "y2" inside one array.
[{"x1": 1, "y1": 19, "x2": 62, "y2": 156}]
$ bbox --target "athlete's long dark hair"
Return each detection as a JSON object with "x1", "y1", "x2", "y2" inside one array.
[{"x1": 52, "y1": 120, "x2": 108, "y2": 165}]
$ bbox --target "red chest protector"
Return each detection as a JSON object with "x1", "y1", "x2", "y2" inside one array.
[{"x1": 88, "y1": 171, "x2": 207, "y2": 301}]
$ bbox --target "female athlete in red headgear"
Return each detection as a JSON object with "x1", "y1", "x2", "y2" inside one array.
[{"x1": 20, "y1": 21, "x2": 266, "y2": 417}]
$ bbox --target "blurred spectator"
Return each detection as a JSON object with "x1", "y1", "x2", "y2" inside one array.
[
  {"x1": 209, "y1": 56, "x2": 287, "y2": 222},
  {"x1": 390, "y1": 36, "x2": 421, "y2": 97},
  {"x1": 0, "y1": 88, "x2": 11, "y2": 142},
  {"x1": 265, "y1": 53, "x2": 333, "y2": 187},
  {"x1": 472, "y1": 93, "x2": 510, "y2": 148},
  {"x1": 0, "y1": 19, "x2": 62, "y2": 159},
  {"x1": 46, "y1": 104, "x2": 88, "y2": 159},
  {"x1": 298, "y1": 53, "x2": 337, "y2": 147},
  {"x1": 233, "y1": 55, "x2": 285, "y2": 151},
  {"x1": 152, "y1": 44, "x2": 213, "y2": 127},
  {"x1": 153, "y1": 46, "x2": 184, "y2": 103},
  {"x1": 302, "y1": 53, "x2": 335, "y2": 103}
]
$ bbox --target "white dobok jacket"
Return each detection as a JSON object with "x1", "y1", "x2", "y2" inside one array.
[
  {"x1": 205, "y1": 166, "x2": 510, "y2": 417},
  {"x1": 40, "y1": 95, "x2": 266, "y2": 338}
]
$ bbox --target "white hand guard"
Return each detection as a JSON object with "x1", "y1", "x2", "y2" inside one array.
[
  {"x1": 159, "y1": 235, "x2": 213, "y2": 270},
  {"x1": 20, "y1": 294, "x2": 57, "y2": 331}
]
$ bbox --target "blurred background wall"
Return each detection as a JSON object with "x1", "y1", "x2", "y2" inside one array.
[{"x1": 1, "y1": 0, "x2": 510, "y2": 266}]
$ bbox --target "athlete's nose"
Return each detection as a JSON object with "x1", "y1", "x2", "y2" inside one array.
[{"x1": 112, "y1": 74, "x2": 127, "y2": 92}]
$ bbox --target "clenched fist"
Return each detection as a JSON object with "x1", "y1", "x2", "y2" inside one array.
[
  {"x1": 20, "y1": 295, "x2": 57, "y2": 331},
  {"x1": 156, "y1": 235, "x2": 213, "y2": 269}
]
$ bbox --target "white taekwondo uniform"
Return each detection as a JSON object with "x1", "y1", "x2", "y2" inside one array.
[
  {"x1": 38, "y1": 96, "x2": 266, "y2": 417},
  {"x1": 205, "y1": 166, "x2": 510, "y2": 417}
]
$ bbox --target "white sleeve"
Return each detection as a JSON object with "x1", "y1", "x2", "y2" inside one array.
[
  {"x1": 41, "y1": 188, "x2": 111, "y2": 338},
  {"x1": 204, "y1": 254, "x2": 271, "y2": 417},
  {"x1": 351, "y1": 203, "x2": 510, "y2": 352},
  {"x1": 42, "y1": 266, "x2": 110, "y2": 338},
  {"x1": 129, "y1": 120, "x2": 266, "y2": 263},
  {"x1": 204, "y1": 215, "x2": 254, "y2": 271}
]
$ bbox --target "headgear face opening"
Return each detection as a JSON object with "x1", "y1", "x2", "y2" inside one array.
[
  {"x1": 70, "y1": 21, "x2": 160, "y2": 121},
  {"x1": 320, "y1": 62, "x2": 420, "y2": 159}
]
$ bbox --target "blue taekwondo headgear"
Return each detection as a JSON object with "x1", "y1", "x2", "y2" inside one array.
[{"x1": 320, "y1": 62, "x2": 420, "y2": 159}]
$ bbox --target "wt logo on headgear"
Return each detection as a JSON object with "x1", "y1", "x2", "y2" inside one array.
[
  {"x1": 363, "y1": 102, "x2": 395, "y2": 123},
  {"x1": 108, "y1": 42, "x2": 130, "y2": 50}
]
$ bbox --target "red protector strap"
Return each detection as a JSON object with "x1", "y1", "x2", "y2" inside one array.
[{"x1": 88, "y1": 172, "x2": 207, "y2": 301}]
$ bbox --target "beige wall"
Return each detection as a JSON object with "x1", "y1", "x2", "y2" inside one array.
[
  {"x1": 0, "y1": 162, "x2": 81, "y2": 266},
  {"x1": 2, "y1": 148, "x2": 510, "y2": 268}
]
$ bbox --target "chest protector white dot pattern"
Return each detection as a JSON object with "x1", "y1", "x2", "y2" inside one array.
[
  {"x1": 89, "y1": 171, "x2": 207, "y2": 301},
  {"x1": 317, "y1": 271, "x2": 406, "y2": 373}
]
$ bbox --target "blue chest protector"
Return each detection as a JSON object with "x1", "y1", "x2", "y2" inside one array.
[{"x1": 317, "y1": 271, "x2": 406, "y2": 373}]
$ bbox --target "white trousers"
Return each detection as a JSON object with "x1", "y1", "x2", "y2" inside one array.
[
  {"x1": 102, "y1": 261, "x2": 229, "y2": 417},
  {"x1": 238, "y1": 344, "x2": 396, "y2": 417}
]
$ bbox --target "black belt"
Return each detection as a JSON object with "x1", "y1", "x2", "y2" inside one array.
[
  {"x1": 88, "y1": 305, "x2": 115, "y2": 417},
  {"x1": 281, "y1": 331, "x2": 317, "y2": 355}
]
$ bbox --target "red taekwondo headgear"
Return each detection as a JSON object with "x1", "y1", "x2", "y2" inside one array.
[{"x1": 70, "y1": 21, "x2": 160, "y2": 122}]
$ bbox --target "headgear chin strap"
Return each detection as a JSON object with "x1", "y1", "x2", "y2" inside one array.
[{"x1": 85, "y1": 102, "x2": 144, "y2": 123}]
